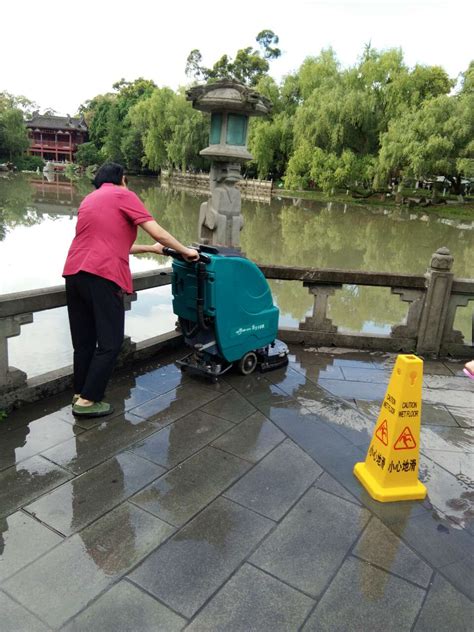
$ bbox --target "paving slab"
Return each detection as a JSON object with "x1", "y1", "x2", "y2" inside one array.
[
  {"x1": 423, "y1": 387, "x2": 474, "y2": 409},
  {"x1": 302, "y1": 557, "x2": 426, "y2": 632},
  {"x1": 0, "y1": 511, "x2": 63, "y2": 583},
  {"x1": 224, "y1": 439, "x2": 322, "y2": 520},
  {"x1": 423, "y1": 448, "x2": 474, "y2": 480},
  {"x1": 0, "y1": 391, "x2": 75, "y2": 436},
  {"x1": 125, "y1": 363, "x2": 188, "y2": 396},
  {"x1": 3, "y1": 502, "x2": 174, "y2": 629},
  {"x1": 129, "y1": 410, "x2": 233, "y2": 468},
  {"x1": 130, "y1": 383, "x2": 218, "y2": 424},
  {"x1": 0, "y1": 416, "x2": 83, "y2": 472},
  {"x1": 62, "y1": 580, "x2": 185, "y2": 632},
  {"x1": 311, "y1": 400, "x2": 374, "y2": 447},
  {"x1": 24, "y1": 453, "x2": 164, "y2": 535},
  {"x1": 353, "y1": 517, "x2": 432, "y2": 587},
  {"x1": 424, "y1": 374, "x2": 474, "y2": 391},
  {"x1": 186, "y1": 563, "x2": 314, "y2": 632},
  {"x1": 318, "y1": 378, "x2": 387, "y2": 401},
  {"x1": 421, "y1": 426, "x2": 474, "y2": 454},
  {"x1": 420, "y1": 403, "x2": 458, "y2": 426},
  {"x1": 390, "y1": 510, "x2": 474, "y2": 571},
  {"x1": 419, "y1": 455, "x2": 474, "y2": 531},
  {"x1": 420, "y1": 360, "x2": 454, "y2": 376},
  {"x1": 130, "y1": 446, "x2": 250, "y2": 526},
  {"x1": 438, "y1": 557, "x2": 474, "y2": 601},
  {"x1": 314, "y1": 472, "x2": 362, "y2": 505},
  {"x1": 0, "y1": 590, "x2": 49, "y2": 632},
  {"x1": 128, "y1": 497, "x2": 273, "y2": 618},
  {"x1": 447, "y1": 405, "x2": 473, "y2": 428},
  {"x1": 0, "y1": 455, "x2": 73, "y2": 519},
  {"x1": 250, "y1": 487, "x2": 370, "y2": 597},
  {"x1": 40, "y1": 412, "x2": 161, "y2": 475},
  {"x1": 200, "y1": 389, "x2": 257, "y2": 423},
  {"x1": 340, "y1": 367, "x2": 390, "y2": 383},
  {"x1": 212, "y1": 411, "x2": 285, "y2": 463},
  {"x1": 225, "y1": 373, "x2": 288, "y2": 406},
  {"x1": 414, "y1": 573, "x2": 474, "y2": 631}
]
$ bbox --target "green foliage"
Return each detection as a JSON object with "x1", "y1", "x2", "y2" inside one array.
[
  {"x1": 129, "y1": 88, "x2": 209, "y2": 172},
  {"x1": 0, "y1": 409, "x2": 7, "y2": 422},
  {"x1": 0, "y1": 108, "x2": 29, "y2": 161},
  {"x1": 75, "y1": 141, "x2": 100, "y2": 167},
  {"x1": 12, "y1": 155, "x2": 44, "y2": 171},
  {"x1": 377, "y1": 89, "x2": 474, "y2": 191}
]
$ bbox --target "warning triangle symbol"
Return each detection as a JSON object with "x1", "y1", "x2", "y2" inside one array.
[
  {"x1": 394, "y1": 426, "x2": 417, "y2": 450},
  {"x1": 375, "y1": 419, "x2": 388, "y2": 446}
]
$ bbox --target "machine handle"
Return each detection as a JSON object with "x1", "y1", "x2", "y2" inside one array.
[{"x1": 162, "y1": 247, "x2": 211, "y2": 264}]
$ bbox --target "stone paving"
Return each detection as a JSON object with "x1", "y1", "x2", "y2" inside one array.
[{"x1": 0, "y1": 345, "x2": 473, "y2": 631}]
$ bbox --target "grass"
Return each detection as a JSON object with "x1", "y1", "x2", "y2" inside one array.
[{"x1": 274, "y1": 188, "x2": 474, "y2": 220}]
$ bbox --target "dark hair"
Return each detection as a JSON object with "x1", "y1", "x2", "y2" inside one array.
[{"x1": 93, "y1": 162, "x2": 124, "y2": 189}]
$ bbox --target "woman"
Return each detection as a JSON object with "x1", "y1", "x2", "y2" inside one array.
[{"x1": 63, "y1": 162, "x2": 198, "y2": 418}]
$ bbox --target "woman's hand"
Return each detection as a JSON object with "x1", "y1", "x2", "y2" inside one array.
[{"x1": 182, "y1": 247, "x2": 199, "y2": 261}]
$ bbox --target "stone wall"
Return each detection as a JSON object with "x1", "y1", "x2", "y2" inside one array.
[{"x1": 160, "y1": 170, "x2": 273, "y2": 203}]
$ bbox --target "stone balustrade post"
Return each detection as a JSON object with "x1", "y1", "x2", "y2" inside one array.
[
  {"x1": 416, "y1": 247, "x2": 454, "y2": 356},
  {"x1": 299, "y1": 284, "x2": 342, "y2": 332},
  {"x1": 0, "y1": 313, "x2": 33, "y2": 392}
]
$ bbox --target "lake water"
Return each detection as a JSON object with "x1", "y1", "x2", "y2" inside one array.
[{"x1": 1, "y1": 173, "x2": 472, "y2": 376}]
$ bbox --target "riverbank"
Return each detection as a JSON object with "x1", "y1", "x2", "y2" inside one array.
[{"x1": 275, "y1": 188, "x2": 474, "y2": 221}]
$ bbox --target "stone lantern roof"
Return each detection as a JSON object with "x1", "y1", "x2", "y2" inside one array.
[{"x1": 186, "y1": 80, "x2": 272, "y2": 116}]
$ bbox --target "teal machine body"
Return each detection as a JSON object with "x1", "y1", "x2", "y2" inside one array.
[{"x1": 166, "y1": 246, "x2": 288, "y2": 380}]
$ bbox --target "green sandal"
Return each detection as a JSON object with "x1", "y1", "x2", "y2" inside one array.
[{"x1": 72, "y1": 401, "x2": 114, "y2": 418}]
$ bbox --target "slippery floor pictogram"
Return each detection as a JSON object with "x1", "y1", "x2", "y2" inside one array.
[
  {"x1": 394, "y1": 426, "x2": 417, "y2": 450},
  {"x1": 375, "y1": 419, "x2": 389, "y2": 446}
]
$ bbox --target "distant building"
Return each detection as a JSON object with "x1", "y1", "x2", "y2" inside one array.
[{"x1": 26, "y1": 113, "x2": 88, "y2": 163}]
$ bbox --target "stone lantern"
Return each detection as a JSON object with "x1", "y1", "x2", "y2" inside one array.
[{"x1": 186, "y1": 80, "x2": 272, "y2": 248}]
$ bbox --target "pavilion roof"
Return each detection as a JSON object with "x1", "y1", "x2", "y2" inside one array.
[{"x1": 26, "y1": 113, "x2": 87, "y2": 131}]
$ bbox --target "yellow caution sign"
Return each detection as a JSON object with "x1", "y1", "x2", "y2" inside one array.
[{"x1": 353, "y1": 354, "x2": 427, "y2": 502}]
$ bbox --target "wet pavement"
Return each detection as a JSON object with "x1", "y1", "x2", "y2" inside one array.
[{"x1": 0, "y1": 345, "x2": 472, "y2": 631}]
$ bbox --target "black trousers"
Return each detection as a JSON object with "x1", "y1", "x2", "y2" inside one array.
[{"x1": 65, "y1": 272, "x2": 125, "y2": 401}]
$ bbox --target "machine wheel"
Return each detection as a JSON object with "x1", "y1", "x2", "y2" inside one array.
[{"x1": 237, "y1": 352, "x2": 258, "y2": 375}]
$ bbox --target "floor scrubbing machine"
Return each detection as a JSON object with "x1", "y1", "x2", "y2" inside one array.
[{"x1": 163, "y1": 245, "x2": 289, "y2": 381}]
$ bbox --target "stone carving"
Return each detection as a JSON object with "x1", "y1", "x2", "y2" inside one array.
[
  {"x1": 198, "y1": 163, "x2": 243, "y2": 247},
  {"x1": 430, "y1": 246, "x2": 454, "y2": 271}
]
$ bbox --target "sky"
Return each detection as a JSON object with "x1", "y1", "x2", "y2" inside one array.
[{"x1": 2, "y1": 0, "x2": 473, "y2": 114}]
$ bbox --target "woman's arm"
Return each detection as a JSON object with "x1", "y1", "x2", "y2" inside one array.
[
  {"x1": 137, "y1": 220, "x2": 199, "y2": 260},
  {"x1": 130, "y1": 243, "x2": 163, "y2": 255}
]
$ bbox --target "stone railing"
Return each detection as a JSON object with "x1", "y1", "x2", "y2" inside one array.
[
  {"x1": 160, "y1": 169, "x2": 273, "y2": 203},
  {"x1": 0, "y1": 248, "x2": 472, "y2": 409},
  {"x1": 0, "y1": 269, "x2": 178, "y2": 409},
  {"x1": 260, "y1": 247, "x2": 473, "y2": 356}
]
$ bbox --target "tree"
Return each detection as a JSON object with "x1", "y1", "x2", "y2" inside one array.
[
  {"x1": 102, "y1": 103, "x2": 124, "y2": 163},
  {"x1": 377, "y1": 87, "x2": 474, "y2": 192},
  {"x1": 129, "y1": 88, "x2": 209, "y2": 172},
  {"x1": 75, "y1": 141, "x2": 100, "y2": 167},
  {"x1": 185, "y1": 31, "x2": 280, "y2": 86},
  {"x1": 0, "y1": 109, "x2": 29, "y2": 160},
  {"x1": 256, "y1": 30, "x2": 281, "y2": 60}
]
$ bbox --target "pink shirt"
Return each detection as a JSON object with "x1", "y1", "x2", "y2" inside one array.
[{"x1": 63, "y1": 183, "x2": 153, "y2": 293}]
